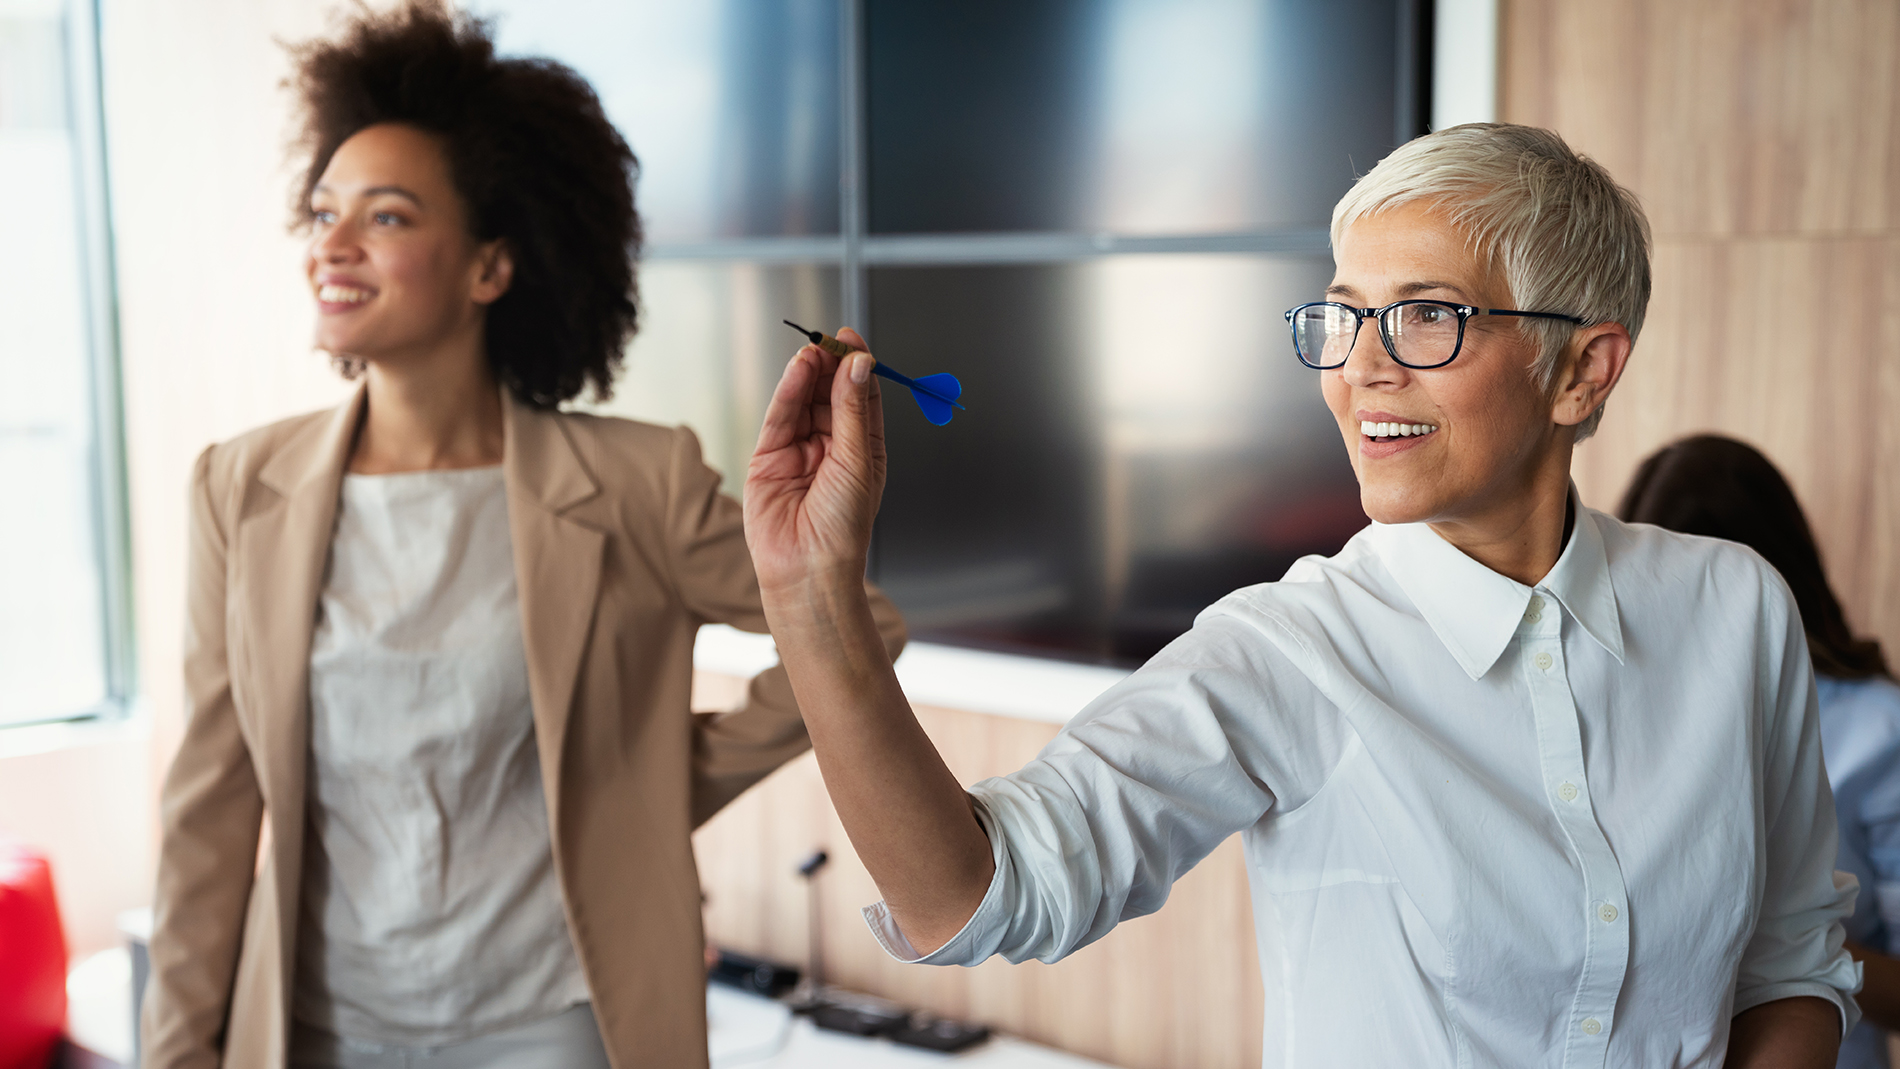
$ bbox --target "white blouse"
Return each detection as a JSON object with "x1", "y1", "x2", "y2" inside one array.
[
  {"x1": 293, "y1": 466, "x2": 589, "y2": 1046},
  {"x1": 871, "y1": 499, "x2": 1862, "y2": 1068}
]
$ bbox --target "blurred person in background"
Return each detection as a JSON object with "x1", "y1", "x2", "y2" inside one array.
[
  {"x1": 1621, "y1": 434, "x2": 1900, "y2": 1069},
  {"x1": 742, "y1": 123, "x2": 1861, "y2": 1067},
  {"x1": 139, "y1": 4, "x2": 903, "y2": 1068}
]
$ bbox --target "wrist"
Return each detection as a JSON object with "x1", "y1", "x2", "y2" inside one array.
[
  {"x1": 759, "y1": 563, "x2": 873, "y2": 630},
  {"x1": 760, "y1": 568, "x2": 892, "y2": 677}
]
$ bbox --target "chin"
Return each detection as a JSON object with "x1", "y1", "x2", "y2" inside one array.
[
  {"x1": 313, "y1": 326, "x2": 362, "y2": 355},
  {"x1": 1357, "y1": 481, "x2": 1440, "y2": 527}
]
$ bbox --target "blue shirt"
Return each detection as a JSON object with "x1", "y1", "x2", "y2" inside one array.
[{"x1": 1821, "y1": 673, "x2": 1900, "y2": 1069}]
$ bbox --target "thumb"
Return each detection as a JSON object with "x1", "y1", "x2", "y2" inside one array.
[{"x1": 829, "y1": 351, "x2": 876, "y2": 464}]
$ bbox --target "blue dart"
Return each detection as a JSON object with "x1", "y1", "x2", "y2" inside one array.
[{"x1": 783, "y1": 320, "x2": 965, "y2": 426}]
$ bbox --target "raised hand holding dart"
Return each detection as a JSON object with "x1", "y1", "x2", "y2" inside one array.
[{"x1": 783, "y1": 321, "x2": 964, "y2": 426}]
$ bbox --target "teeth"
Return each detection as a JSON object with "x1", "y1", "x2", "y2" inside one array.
[
  {"x1": 1360, "y1": 420, "x2": 1438, "y2": 438},
  {"x1": 318, "y1": 284, "x2": 372, "y2": 304}
]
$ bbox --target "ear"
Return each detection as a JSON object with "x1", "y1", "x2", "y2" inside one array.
[
  {"x1": 470, "y1": 238, "x2": 514, "y2": 306},
  {"x1": 1550, "y1": 321, "x2": 1632, "y2": 429}
]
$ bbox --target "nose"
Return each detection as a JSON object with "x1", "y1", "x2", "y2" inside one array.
[
  {"x1": 1339, "y1": 314, "x2": 1406, "y2": 389},
  {"x1": 310, "y1": 218, "x2": 363, "y2": 265}
]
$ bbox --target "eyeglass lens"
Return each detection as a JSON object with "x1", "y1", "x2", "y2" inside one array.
[{"x1": 1293, "y1": 302, "x2": 1463, "y2": 369}]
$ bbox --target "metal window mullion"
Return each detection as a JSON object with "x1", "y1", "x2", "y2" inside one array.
[{"x1": 839, "y1": 0, "x2": 867, "y2": 334}]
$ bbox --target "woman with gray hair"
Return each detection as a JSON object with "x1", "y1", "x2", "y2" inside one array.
[{"x1": 743, "y1": 123, "x2": 1861, "y2": 1066}]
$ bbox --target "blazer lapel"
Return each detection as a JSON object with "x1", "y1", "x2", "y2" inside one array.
[
  {"x1": 503, "y1": 396, "x2": 605, "y2": 817},
  {"x1": 231, "y1": 384, "x2": 363, "y2": 997},
  {"x1": 235, "y1": 386, "x2": 362, "y2": 818}
]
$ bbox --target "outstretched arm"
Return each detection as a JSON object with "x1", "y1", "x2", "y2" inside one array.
[{"x1": 743, "y1": 328, "x2": 994, "y2": 953}]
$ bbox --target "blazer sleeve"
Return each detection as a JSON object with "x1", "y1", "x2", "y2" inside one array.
[
  {"x1": 140, "y1": 446, "x2": 267, "y2": 1069},
  {"x1": 661, "y1": 425, "x2": 907, "y2": 826}
]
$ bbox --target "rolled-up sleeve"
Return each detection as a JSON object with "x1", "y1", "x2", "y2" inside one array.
[
  {"x1": 863, "y1": 797, "x2": 1015, "y2": 963},
  {"x1": 1734, "y1": 580, "x2": 1864, "y2": 1032},
  {"x1": 861, "y1": 608, "x2": 1346, "y2": 967}
]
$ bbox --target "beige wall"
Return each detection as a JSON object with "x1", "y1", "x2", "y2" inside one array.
[
  {"x1": 0, "y1": 726, "x2": 151, "y2": 959},
  {"x1": 1503, "y1": 0, "x2": 1900, "y2": 663},
  {"x1": 103, "y1": 0, "x2": 358, "y2": 786}
]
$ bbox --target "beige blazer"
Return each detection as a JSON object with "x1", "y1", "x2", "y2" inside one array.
[{"x1": 141, "y1": 386, "x2": 905, "y2": 1069}]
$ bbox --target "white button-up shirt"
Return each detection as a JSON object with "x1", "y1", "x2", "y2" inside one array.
[{"x1": 868, "y1": 501, "x2": 1861, "y2": 1068}]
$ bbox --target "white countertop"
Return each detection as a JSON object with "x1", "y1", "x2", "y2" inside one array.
[
  {"x1": 73, "y1": 943, "x2": 1116, "y2": 1069},
  {"x1": 708, "y1": 984, "x2": 1117, "y2": 1068},
  {"x1": 694, "y1": 625, "x2": 1130, "y2": 726}
]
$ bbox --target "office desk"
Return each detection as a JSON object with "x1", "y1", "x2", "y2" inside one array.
[{"x1": 709, "y1": 985, "x2": 1117, "y2": 1068}]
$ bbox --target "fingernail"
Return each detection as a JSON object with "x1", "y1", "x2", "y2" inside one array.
[{"x1": 849, "y1": 353, "x2": 871, "y2": 385}]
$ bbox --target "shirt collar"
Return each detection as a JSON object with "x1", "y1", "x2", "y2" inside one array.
[
  {"x1": 1364, "y1": 487, "x2": 1625, "y2": 681},
  {"x1": 1539, "y1": 493, "x2": 1625, "y2": 667}
]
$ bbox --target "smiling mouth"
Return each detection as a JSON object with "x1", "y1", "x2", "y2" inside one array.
[
  {"x1": 317, "y1": 284, "x2": 373, "y2": 305},
  {"x1": 1360, "y1": 419, "x2": 1438, "y2": 442}
]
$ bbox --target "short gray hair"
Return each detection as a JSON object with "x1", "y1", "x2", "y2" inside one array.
[{"x1": 1330, "y1": 123, "x2": 1651, "y2": 440}]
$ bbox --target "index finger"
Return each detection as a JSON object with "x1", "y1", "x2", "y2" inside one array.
[{"x1": 754, "y1": 347, "x2": 820, "y2": 455}]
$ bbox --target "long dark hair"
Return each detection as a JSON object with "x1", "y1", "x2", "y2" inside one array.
[{"x1": 1618, "y1": 434, "x2": 1890, "y2": 680}]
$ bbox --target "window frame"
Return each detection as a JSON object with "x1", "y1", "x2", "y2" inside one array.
[{"x1": 2, "y1": 0, "x2": 137, "y2": 729}]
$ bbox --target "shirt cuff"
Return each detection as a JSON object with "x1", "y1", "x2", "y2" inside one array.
[
  {"x1": 860, "y1": 795, "x2": 1012, "y2": 965},
  {"x1": 1733, "y1": 974, "x2": 1864, "y2": 1039}
]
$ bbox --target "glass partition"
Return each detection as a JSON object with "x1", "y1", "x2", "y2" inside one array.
[
  {"x1": 867, "y1": 0, "x2": 1411, "y2": 235},
  {"x1": 601, "y1": 262, "x2": 841, "y2": 493},
  {"x1": 870, "y1": 255, "x2": 1361, "y2": 662},
  {"x1": 479, "y1": 0, "x2": 842, "y2": 242},
  {"x1": 472, "y1": 0, "x2": 1422, "y2": 665}
]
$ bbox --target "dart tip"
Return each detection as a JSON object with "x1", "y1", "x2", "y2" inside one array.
[{"x1": 782, "y1": 319, "x2": 822, "y2": 343}]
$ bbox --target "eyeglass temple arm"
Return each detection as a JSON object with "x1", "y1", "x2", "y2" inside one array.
[{"x1": 1479, "y1": 309, "x2": 1586, "y2": 325}]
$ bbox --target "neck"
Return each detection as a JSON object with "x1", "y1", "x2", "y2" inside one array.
[
  {"x1": 1426, "y1": 442, "x2": 1576, "y2": 587},
  {"x1": 350, "y1": 326, "x2": 505, "y2": 474}
]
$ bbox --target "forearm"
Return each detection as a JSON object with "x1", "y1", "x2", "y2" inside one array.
[
  {"x1": 1846, "y1": 940, "x2": 1900, "y2": 1032},
  {"x1": 763, "y1": 569, "x2": 994, "y2": 953},
  {"x1": 1724, "y1": 996, "x2": 1841, "y2": 1068}
]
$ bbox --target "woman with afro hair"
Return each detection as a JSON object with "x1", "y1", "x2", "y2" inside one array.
[{"x1": 140, "y1": 4, "x2": 904, "y2": 1067}]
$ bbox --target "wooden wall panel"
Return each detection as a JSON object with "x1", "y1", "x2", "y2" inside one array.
[
  {"x1": 691, "y1": 672, "x2": 1266, "y2": 1069},
  {"x1": 1503, "y1": 0, "x2": 1900, "y2": 667},
  {"x1": 1504, "y1": 0, "x2": 1900, "y2": 238}
]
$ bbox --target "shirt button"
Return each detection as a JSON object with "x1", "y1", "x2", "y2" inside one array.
[
  {"x1": 1534, "y1": 652, "x2": 1554, "y2": 671},
  {"x1": 1581, "y1": 1018, "x2": 1602, "y2": 1036},
  {"x1": 1557, "y1": 782, "x2": 1579, "y2": 802},
  {"x1": 1598, "y1": 903, "x2": 1619, "y2": 924},
  {"x1": 1524, "y1": 597, "x2": 1544, "y2": 623}
]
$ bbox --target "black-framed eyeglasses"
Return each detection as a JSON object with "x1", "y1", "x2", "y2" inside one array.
[{"x1": 1284, "y1": 300, "x2": 1586, "y2": 370}]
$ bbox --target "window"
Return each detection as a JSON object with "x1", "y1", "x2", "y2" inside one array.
[{"x1": 0, "y1": 0, "x2": 133, "y2": 727}]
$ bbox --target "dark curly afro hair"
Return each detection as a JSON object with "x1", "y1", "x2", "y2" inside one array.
[{"x1": 288, "y1": 0, "x2": 640, "y2": 407}]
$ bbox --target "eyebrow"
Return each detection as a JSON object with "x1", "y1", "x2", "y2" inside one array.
[
  {"x1": 310, "y1": 183, "x2": 424, "y2": 207},
  {"x1": 1325, "y1": 279, "x2": 1476, "y2": 303}
]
